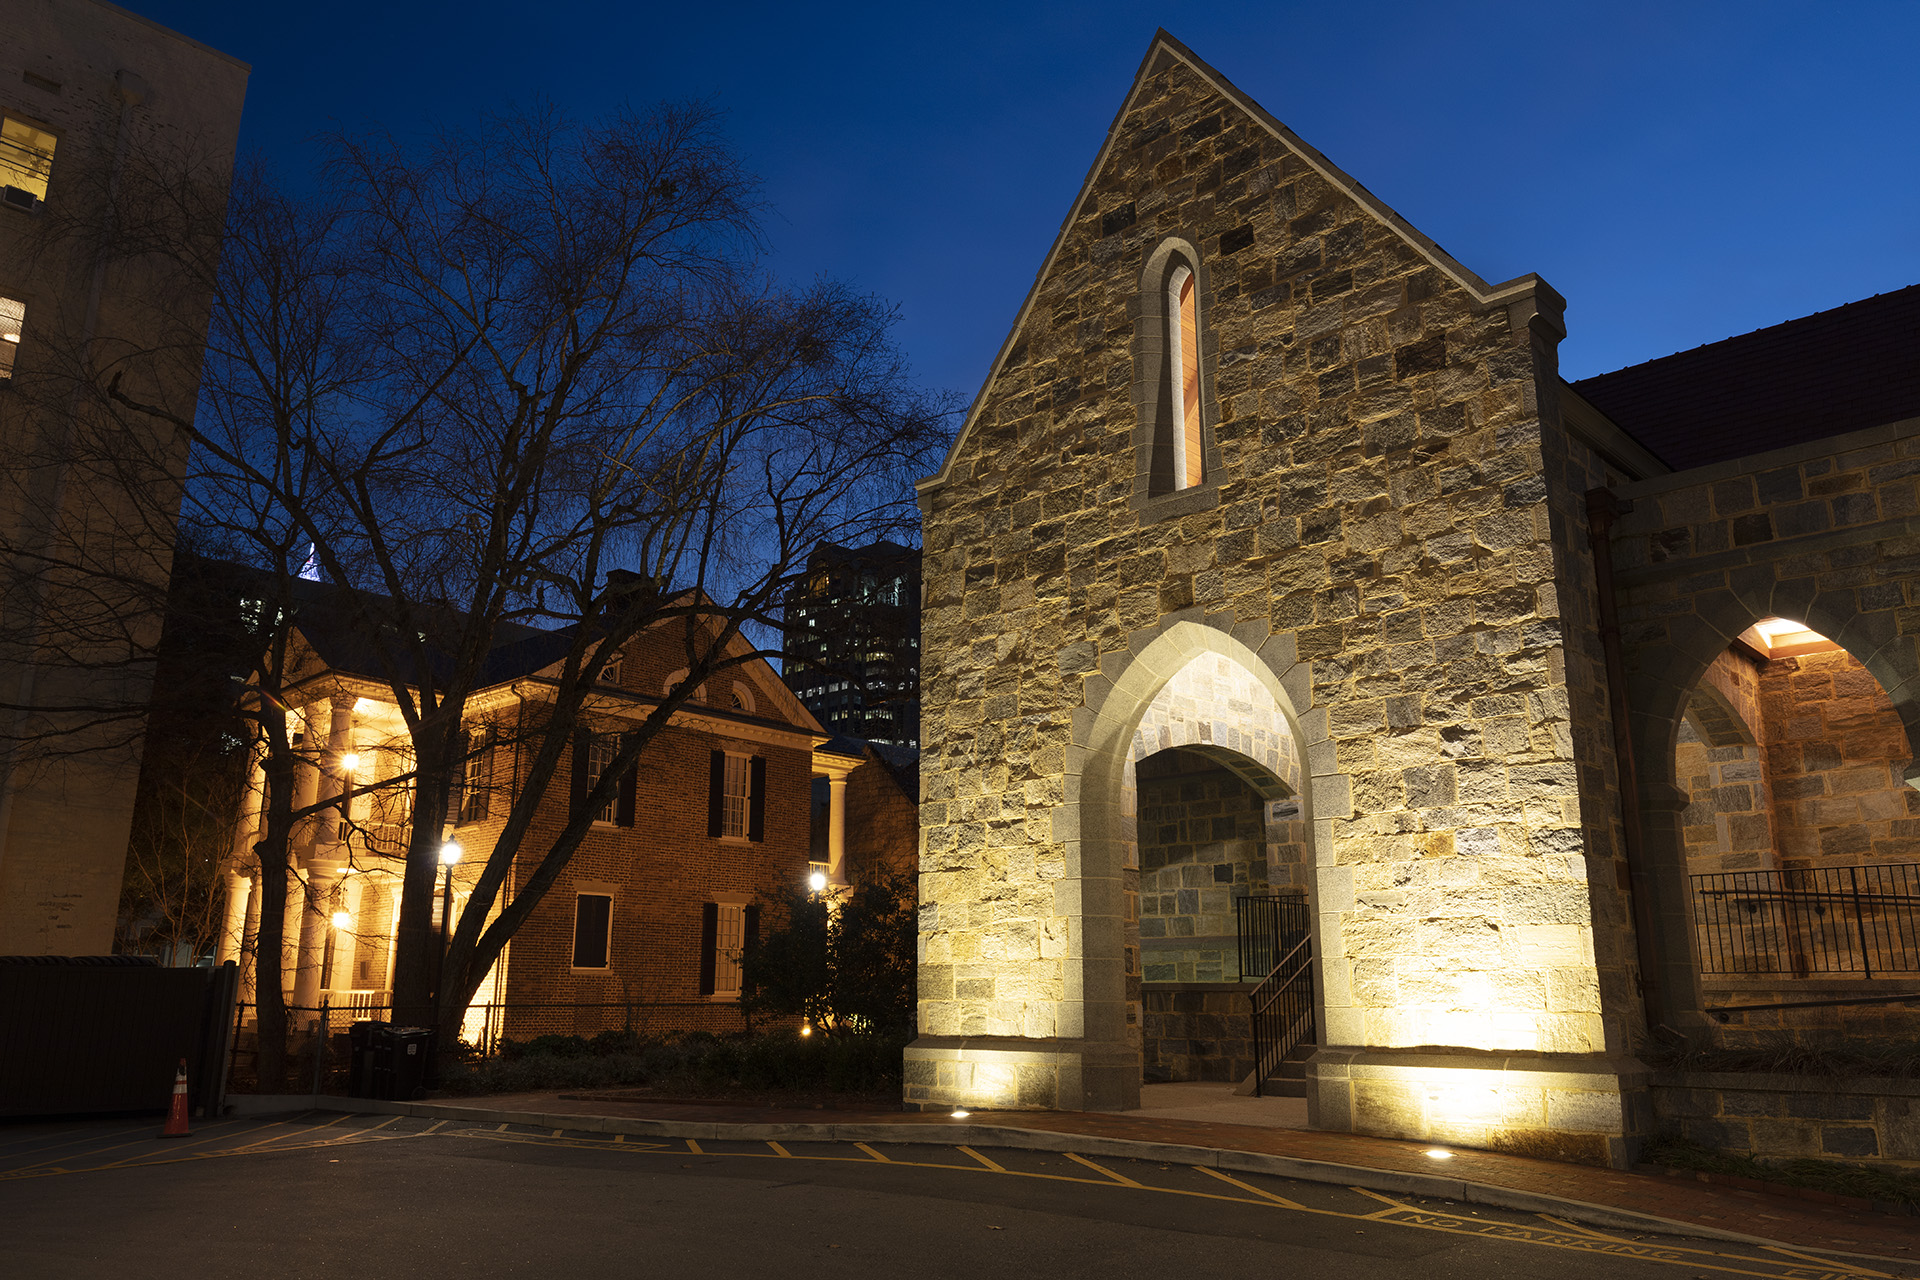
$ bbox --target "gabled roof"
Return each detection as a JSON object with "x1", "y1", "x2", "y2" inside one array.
[
  {"x1": 1570, "y1": 284, "x2": 1920, "y2": 473},
  {"x1": 919, "y1": 30, "x2": 1562, "y2": 493}
]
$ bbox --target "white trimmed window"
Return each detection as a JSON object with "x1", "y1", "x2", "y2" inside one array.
[
  {"x1": 712, "y1": 902, "x2": 745, "y2": 997},
  {"x1": 0, "y1": 296, "x2": 23, "y2": 380},
  {"x1": 721, "y1": 753, "x2": 750, "y2": 838},
  {"x1": 0, "y1": 114, "x2": 56, "y2": 211},
  {"x1": 587, "y1": 735, "x2": 618, "y2": 823}
]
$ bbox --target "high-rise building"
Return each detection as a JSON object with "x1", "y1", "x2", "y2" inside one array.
[
  {"x1": 0, "y1": 2, "x2": 248, "y2": 954},
  {"x1": 781, "y1": 540, "x2": 920, "y2": 748}
]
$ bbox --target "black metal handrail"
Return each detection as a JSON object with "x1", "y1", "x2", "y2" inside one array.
[
  {"x1": 1691, "y1": 862, "x2": 1920, "y2": 979},
  {"x1": 1248, "y1": 935, "x2": 1313, "y2": 1098},
  {"x1": 1236, "y1": 892, "x2": 1309, "y2": 982}
]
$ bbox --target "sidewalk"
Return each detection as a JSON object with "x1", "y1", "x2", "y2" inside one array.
[{"x1": 312, "y1": 1088, "x2": 1918, "y2": 1264}]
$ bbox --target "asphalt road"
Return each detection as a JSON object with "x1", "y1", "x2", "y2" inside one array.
[{"x1": 0, "y1": 1113, "x2": 1906, "y2": 1280}]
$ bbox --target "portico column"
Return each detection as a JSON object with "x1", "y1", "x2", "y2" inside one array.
[
  {"x1": 237, "y1": 869, "x2": 262, "y2": 1007},
  {"x1": 292, "y1": 862, "x2": 344, "y2": 1010},
  {"x1": 217, "y1": 871, "x2": 250, "y2": 967},
  {"x1": 826, "y1": 774, "x2": 849, "y2": 890}
]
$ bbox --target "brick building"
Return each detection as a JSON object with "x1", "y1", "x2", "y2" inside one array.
[
  {"x1": 0, "y1": 0, "x2": 247, "y2": 954},
  {"x1": 216, "y1": 599, "x2": 861, "y2": 1043},
  {"x1": 910, "y1": 30, "x2": 1920, "y2": 1168}
]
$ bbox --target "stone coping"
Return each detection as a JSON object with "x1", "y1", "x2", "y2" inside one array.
[
  {"x1": 1611, "y1": 414, "x2": 1920, "y2": 500},
  {"x1": 1308, "y1": 1046, "x2": 1650, "y2": 1090},
  {"x1": 235, "y1": 1093, "x2": 1912, "y2": 1262},
  {"x1": 1141, "y1": 981, "x2": 1256, "y2": 994}
]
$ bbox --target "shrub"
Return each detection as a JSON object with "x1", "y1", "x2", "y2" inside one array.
[{"x1": 741, "y1": 866, "x2": 915, "y2": 1036}]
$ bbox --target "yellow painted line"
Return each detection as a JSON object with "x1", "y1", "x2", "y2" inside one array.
[
  {"x1": 766, "y1": 1141, "x2": 792, "y2": 1157},
  {"x1": 1760, "y1": 1243, "x2": 1891, "y2": 1277},
  {"x1": 0, "y1": 1121, "x2": 156, "y2": 1160},
  {"x1": 1351, "y1": 1185, "x2": 1418, "y2": 1219},
  {"x1": 1065, "y1": 1151, "x2": 1141, "y2": 1187},
  {"x1": 227, "y1": 1116, "x2": 339, "y2": 1153},
  {"x1": 1197, "y1": 1165, "x2": 1307, "y2": 1210},
  {"x1": 612, "y1": 1134, "x2": 625, "y2": 1144},
  {"x1": 422, "y1": 1120, "x2": 447, "y2": 1135},
  {"x1": 1538, "y1": 1213, "x2": 1631, "y2": 1243},
  {"x1": 496, "y1": 1124, "x2": 509, "y2": 1132},
  {"x1": 958, "y1": 1145, "x2": 1005, "y2": 1173},
  {"x1": 551, "y1": 1129, "x2": 564, "y2": 1137},
  {"x1": 684, "y1": 1138, "x2": 703, "y2": 1155},
  {"x1": 2, "y1": 1123, "x2": 202, "y2": 1174},
  {"x1": 853, "y1": 1142, "x2": 891, "y2": 1163},
  {"x1": 100, "y1": 1116, "x2": 313, "y2": 1167}
]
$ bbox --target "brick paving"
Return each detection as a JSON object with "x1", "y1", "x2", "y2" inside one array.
[{"x1": 431, "y1": 1092, "x2": 1916, "y2": 1259}]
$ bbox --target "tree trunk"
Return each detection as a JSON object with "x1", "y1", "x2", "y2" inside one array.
[{"x1": 390, "y1": 725, "x2": 454, "y2": 1031}]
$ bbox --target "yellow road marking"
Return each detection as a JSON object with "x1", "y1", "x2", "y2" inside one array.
[
  {"x1": 853, "y1": 1143, "x2": 891, "y2": 1163},
  {"x1": 1537, "y1": 1213, "x2": 1631, "y2": 1243},
  {"x1": 422, "y1": 1120, "x2": 446, "y2": 1135},
  {"x1": 612, "y1": 1134, "x2": 625, "y2": 1144},
  {"x1": 958, "y1": 1146, "x2": 1005, "y2": 1173},
  {"x1": 1760, "y1": 1243, "x2": 1890, "y2": 1277},
  {"x1": 1065, "y1": 1152, "x2": 1141, "y2": 1187},
  {"x1": 767, "y1": 1141, "x2": 792, "y2": 1157},
  {"x1": 496, "y1": 1124, "x2": 509, "y2": 1132},
  {"x1": 551, "y1": 1129, "x2": 564, "y2": 1137},
  {"x1": 0, "y1": 1121, "x2": 156, "y2": 1161},
  {"x1": 2, "y1": 1120, "x2": 237, "y2": 1174},
  {"x1": 1197, "y1": 1165, "x2": 1307, "y2": 1209},
  {"x1": 1350, "y1": 1185, "x2": 1418, "y2": 1219},
  {"x1": 684, "y1": 1138, "x2": 703, "y2": 1155}
]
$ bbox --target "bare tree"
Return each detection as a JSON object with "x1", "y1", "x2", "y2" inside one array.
[{"x1": 98, "y1": 103, "x2": 950, "y2": 1057}]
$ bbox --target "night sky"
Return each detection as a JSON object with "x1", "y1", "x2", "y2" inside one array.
[{"x1": 133, "y1": 0, "x2": 1920, "y2": 407}]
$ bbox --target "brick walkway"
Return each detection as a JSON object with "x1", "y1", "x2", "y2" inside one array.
[{"x1": 426, "y1": 1092, "x2": 1916, "y2": 1260}]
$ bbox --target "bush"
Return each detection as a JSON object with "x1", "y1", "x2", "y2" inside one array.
[
  {"x1": 741, "y1": 866, "x2": 916, "y2": 1036},
  {"x1": 438, "y1": 1026, "x2": 910, "y2": 1098}
]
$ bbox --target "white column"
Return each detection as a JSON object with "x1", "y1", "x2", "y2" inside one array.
[
  {"x1": 237, "y1": 869, "x2": 263, "y2": 1007},
  {"x1": 826, "y1": 774, "x2": 849, "y2": 889},
  {"x1": 279, "y1": 871, "x2": 301, "y2": 1005},
  {"x1": 217, "y1": 871, "x2": 250, "y2": 967},
  {"x1": 292, "y1": 862, "x2": 343, "y2": 1010}
]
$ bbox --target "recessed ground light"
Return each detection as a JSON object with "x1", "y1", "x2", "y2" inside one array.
[
  {"x1": 1425, "y1": 1148, "x2": 1453, "y2": 1159},
  {"x1": 951, "y1": 1109, "x2": 970, "y2": 1119}
]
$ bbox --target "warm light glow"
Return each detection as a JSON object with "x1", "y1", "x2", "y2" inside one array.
[
  {"x1": 331, "y1": 911, "x2": 351, "y2": 930},
  {"x1": 439, "y1": 841, "x2": 463, "y2": 867},
  {"x1": 950, "y1": 1109, "x2": 970, "y2": 1119},
  {"x1": 1740, "y1": 616, "x2": 1839, "y2": 658},
  {"x1": 1425, "y1": 1148, "x2": 1454, "y2": 1160},
  {"x1": 799, "y1": 1024, "x2": 812, "y2": 1037},
  {"x1": 808, "y1": 871, "x2": 828, "y2": 893},
  {"x1": 339, "y1": 752, "x2": 362, "y2": 774}
]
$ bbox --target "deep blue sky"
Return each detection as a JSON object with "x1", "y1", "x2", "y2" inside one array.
[{"x1": 139, "y1": 0, "x2": 1919, "y2": 404}]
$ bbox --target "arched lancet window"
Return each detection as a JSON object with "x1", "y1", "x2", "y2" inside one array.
[{"x1": 1167, "y1": 263, "x2": 1202, "y2": 490}]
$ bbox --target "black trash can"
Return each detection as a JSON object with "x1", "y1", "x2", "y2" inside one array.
[
  {"x1": 386, "y1": 1027, "x2": 434, "y2": 1101},
  {"x1": 347, "y1": 1020, "x2": 387, "y2": 1099}
]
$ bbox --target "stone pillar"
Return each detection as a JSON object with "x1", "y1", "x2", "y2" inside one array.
[
  {"x1": 279, "y1": 872, "x2": 301, "y2": 1005},
  {"x1": 217, "y1": 871, "x2": 250, "y2": 967},
  {"x1": 290, "y1": 702, "x2": 323, "y2": 859}
]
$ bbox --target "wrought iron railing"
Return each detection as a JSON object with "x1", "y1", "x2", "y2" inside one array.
[
  {"x1": 1691, "y1": 862, "x2": 1920, "y2": 978},
  {"x1": 1235, "y1": 892, "x2": 1309, "y2": 982},
  {"x1": 1248, "y1": 937, "x2": 1314, "y2": 1098}
]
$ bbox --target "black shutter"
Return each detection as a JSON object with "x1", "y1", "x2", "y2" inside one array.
[
  {"x1": 571, "y1": 731, "x2": 591, "y2": 820},
  {"x1": 748, "y1": 756, "x2": 766, "y2": 842},
  {"x1": 572, "y1": 894, "x2": 612, "y2": 969},
  {"x1": 449, "y1": 730, "x2": 468, "y2": 825},
  {"x1": 743, "y1": 903, "x2": 759, "y2": 955},
  {"x1": 698, "y1": 902, "x2": 718, "y2": 995},
  {"x1": 708, "y1": 750, "x2": 725, "y2": 837},
  {"x1": 616, "y1": 755, "x2": 637, "y2": 827}
]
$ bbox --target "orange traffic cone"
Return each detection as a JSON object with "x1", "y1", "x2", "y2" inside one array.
[{"x1": 160, "y1": 1058, "x2": 191, "y2": 1138}]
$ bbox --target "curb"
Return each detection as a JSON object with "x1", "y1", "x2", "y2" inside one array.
[{"x1": 281, "y1": 1096, "x2": 1913, "y2": 1265}]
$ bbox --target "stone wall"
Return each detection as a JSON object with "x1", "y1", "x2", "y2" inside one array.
[
  {"x1": 1142, "y1": 984, "x2": 1255, "y2": 1083},
  {"x1": 1137, "y1": 750, "x2": 1267, "y2": 983},
  {"x1": 910, "y1": 36, "x2": 1646, "y2": 1161},
  {"x1": 1652, "y1": 1070, "x2": 1920, "y2": 1166},
  {"x1": 1676, "y1": 647, "x2": 1777, "y2": 876}
]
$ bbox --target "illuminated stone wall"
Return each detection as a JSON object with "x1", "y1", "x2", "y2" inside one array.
[{"x1": 909, "y1": 36, "x2": 1646, "y2": 1163}]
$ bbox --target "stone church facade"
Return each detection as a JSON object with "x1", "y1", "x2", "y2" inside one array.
[{"x1": 906, "y1": 32, "x2": 1920, "y2": 1168}]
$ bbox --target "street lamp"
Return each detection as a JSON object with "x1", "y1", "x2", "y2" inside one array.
[
  {"x1": 808, "y1": 870, "x2": 828, "y2": 893},
  {"x1": 439, "y1": 840, "x2": 462, "y2": 947}
]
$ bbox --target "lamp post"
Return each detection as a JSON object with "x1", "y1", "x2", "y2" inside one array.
[{"x1": 437, "y1": 841, "x2": 461, "y2": 1003}]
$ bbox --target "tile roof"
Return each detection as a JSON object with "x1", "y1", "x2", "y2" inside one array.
[{"x1": 1570, "y1": 283, "x2": 1920, "y2": 473}]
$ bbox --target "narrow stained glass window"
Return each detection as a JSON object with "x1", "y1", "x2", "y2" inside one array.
[{"x1": 1168, "y1": 265, "x2": 1202, "y2": 489}]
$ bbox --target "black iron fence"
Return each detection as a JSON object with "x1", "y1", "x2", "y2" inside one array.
[
  {"x1": 1247, "y1": 938, "x2": 1313, "y2": 1097},
  {"x1": 1691, "y1": 862, "x2": 1920, "y2": 978},
  {"x1": 1236, "y1": 892, "x2": 1310, "y2": 982},
  {"x1": 227, "y1": 999, "x2": 753, "y2": 1094}
]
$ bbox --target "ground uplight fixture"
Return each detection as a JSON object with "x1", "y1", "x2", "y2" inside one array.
[
  {"x1": 799, "y1": 1024, "x2": 813, "y2": 1037},
  {"x1": 951, "y1": 1109, "x2": 970, "y2": 1119},
  {"x1": 440, "y1": 841, "x2": 463, "y2": 867},
  {"x1": 1425, "y1": 1148, "x2": 1454, "y2": 1160},
  {"x1": 330, "y1": 910, "x2": 351, "y2": 929},
  {"x1": 808, "y1": 870, "x2": 828, "y2": 892}
]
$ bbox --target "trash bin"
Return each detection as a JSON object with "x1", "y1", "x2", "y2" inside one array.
[
  {"x1": 347, "y1": 1020, "x2": 386, "y2": 1099},
  {"x1": 387, "y1": 1027, "x2": 434, "y2": 1101}
]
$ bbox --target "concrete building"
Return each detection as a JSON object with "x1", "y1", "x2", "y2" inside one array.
[
  {"x1": 908, "y1": 32, "x2": 1920, "y2": 1169},
  {"x1": 782, "y1": 540, "x2": 921, "y2": 748},
  {"x1": 0, "y1": 1, "x2": 246, "y2": 954}
]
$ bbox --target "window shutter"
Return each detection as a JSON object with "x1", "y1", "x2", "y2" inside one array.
[
  {"x1": 698, "y1": 902, "x2": 718, "y2": 995},
  {"x1": 616, "y1": 755, "x2": 637, "y2": 827},
  {"x1": 748, "y1": 756, "x2": 766, "y2": 842},
  {"x1": 571, "y1": 731, "x2": 591, "y2": 821},
  {"x1": 449, "y1": 730, "x2": 467, "y2": 825},
  {"x1": 708, "y1": 750, "x2": 725, "y2": 838},
  {"x1": 743, "y1": 903, "x2": 759, "y2": 955}
]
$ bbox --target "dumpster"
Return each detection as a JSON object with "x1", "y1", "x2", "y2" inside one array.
[{"x1": 347, "y1": 1021, "x2": 434, "y2": 1100}]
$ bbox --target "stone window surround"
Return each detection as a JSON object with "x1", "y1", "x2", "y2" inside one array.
[{"x1": 1130, "y1": 236, "x2": 1224, "y2": 522}]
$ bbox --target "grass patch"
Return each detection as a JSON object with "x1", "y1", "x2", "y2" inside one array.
[
  {"x1": 438, "y1": 1027, "x2": 908, "y2": 1100},
  {"x1": 1643, "y1": 1134, "x2": 1920, "y2": 1211}
]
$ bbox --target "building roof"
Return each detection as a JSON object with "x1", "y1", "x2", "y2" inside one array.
[{"x1": 1571, "y1": 284, "x2": 1920, "y2": 473}]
